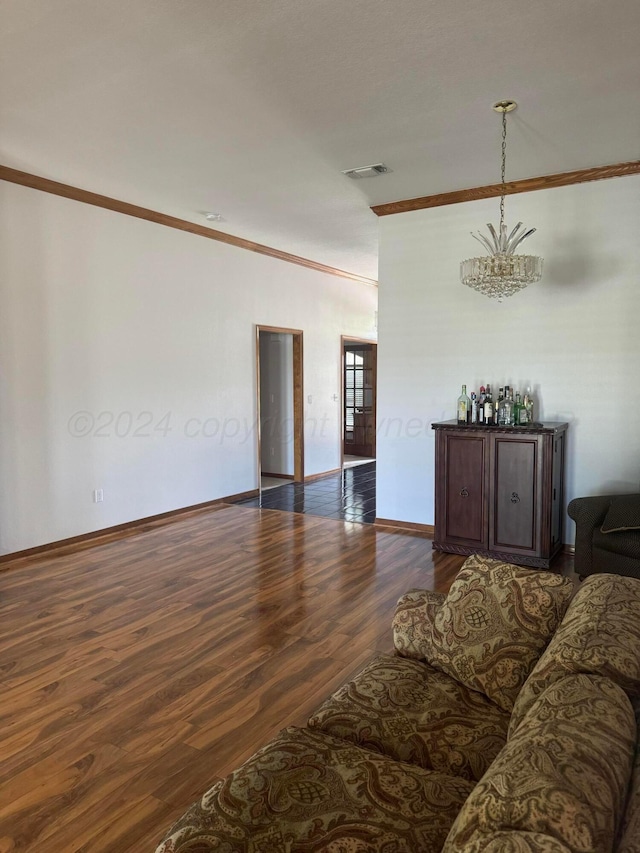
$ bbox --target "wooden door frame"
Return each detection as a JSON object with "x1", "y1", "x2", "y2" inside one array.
[
  {"x1": 256, "y1": 326, "x2": 304, "y2": 485},
  {"x1": 340, "y1": 336, "x2": 377, "y2": 468}
]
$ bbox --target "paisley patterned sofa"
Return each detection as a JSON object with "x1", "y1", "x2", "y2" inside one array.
[{"x1": 155, "y1": 556, "x2": 640, "y2": 853}]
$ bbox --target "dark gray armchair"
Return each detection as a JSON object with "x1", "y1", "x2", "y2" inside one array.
[{"x1": 568, "y1": 494, "x2": 640, "y2": 580}]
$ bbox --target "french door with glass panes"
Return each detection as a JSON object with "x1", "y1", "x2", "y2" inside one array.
[{"x1": 344, "y1": 343, "x2": 376, "y2": 457}]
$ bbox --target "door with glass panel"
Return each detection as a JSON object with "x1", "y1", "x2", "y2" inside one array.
[{"x1": 343, "y1": 342, "x2": 376, "y2": 458}]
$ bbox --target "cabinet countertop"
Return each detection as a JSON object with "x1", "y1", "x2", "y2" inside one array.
[{"x1": 431, "y1": 420, "x2": 569, "y2": 434}]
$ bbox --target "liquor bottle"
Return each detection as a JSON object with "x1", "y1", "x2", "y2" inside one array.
[
  {"x1": 493, "y1": 387, "x2": 500, "y2": 425},
  {"x1": 505, "y1": 386, "x2": 515, "y2": 426},
  {"x1": 524, "y1": 386, "x2": 535, "y2": 423},
  {"x1": 477, "y1": 386, "x2": 485, "y2": 424},
  {"x1": 457, "y1": 384, "x2": 471, "y2": 424},
  {"x1": 514, "y1": 392, "x2": 524, "y2": 425},
  {"x1": 484, "y1": 384, "x2": 492, "y2": 424},
  {"x1": 498, "y1": 385, "x2": 513, "y2": 426},
  {"x1": 470, "y1": 392, "x2": 478, "y2": 424},
  {"x1": 499, "y1": 387, "x2": 506, "y2": 424}
]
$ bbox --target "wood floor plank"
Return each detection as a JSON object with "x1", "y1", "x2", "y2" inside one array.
[
  {"x1": 40, "y1": 792, "x2": 179, "y2": 853},
  {"x1": 0, "y1": 504, "x2": 574, "y2": 851}
]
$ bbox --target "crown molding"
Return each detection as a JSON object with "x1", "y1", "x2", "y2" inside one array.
[
  {"x1": 371, "y1": 160, "x2": 640, "y2": 217},
  {"x1": 0, "y1": 164, "x2": 378, "y2": 287}
]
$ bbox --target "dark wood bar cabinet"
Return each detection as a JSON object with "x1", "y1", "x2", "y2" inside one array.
[{"x1": 432, "y1": 420, "x2": 568, "y2": 568}]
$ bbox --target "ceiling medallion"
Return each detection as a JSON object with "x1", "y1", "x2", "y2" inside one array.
[{"x1": 460, "y1": 100, "x2": 543, "y2": 301}]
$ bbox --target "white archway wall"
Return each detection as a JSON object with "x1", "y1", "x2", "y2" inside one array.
[{"x1": 376, "y1": 174, "x2": 640, "y2": 542}]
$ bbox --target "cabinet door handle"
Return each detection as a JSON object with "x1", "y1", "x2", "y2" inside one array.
[
  {"x1": 511, "y1": 492, "x2": 520, "y2": 503},
  {"x1": 460, "y1": 488, "x2": 469, "y2": 498}
]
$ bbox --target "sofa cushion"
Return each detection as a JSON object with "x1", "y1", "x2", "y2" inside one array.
[
  {"x1": 447, "y1": 833, "x2": 572, "y2": 852},
  {"x1": 593, "y1": 526, "x2": 640, "y2": 560},
  {"x1": 424, "y1": 555, "x2": 574, "y2": 712},
  {"x1": 616, "y1": 697, "x2": 640, "y2": 853},
  {"x1": 154, "y1": 725, "x2": 474, "y2": 853},
  {"x1": 308, "y1": 653, "x2": 509, "y2": 782},
  {"x1": 600, "y1": 494, "x2": 640, "y2": 533},
  {"x1": 443, "y1": 673, "x2": 636, "y2": 853},
  {"x1": 510, "y1": 572, "x2": 640, "y2": 735},
  {"x1": 393, "y1": 588, "x2": 447, "y2": 659},
  {"x1": 591, "y1": 527, "x2": 640, "y2": 583}
]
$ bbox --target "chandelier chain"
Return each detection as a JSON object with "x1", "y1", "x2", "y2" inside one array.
[{"x1": 500, "y1": 109, "x2": 507, "y2": 229}]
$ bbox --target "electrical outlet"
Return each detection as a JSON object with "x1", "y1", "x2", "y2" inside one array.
[{"x1": 93, "y1": 488, "x2": 104, "y2": 503}]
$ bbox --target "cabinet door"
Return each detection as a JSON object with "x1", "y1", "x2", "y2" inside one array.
[
  {"x1": 490, "y1": 435, "x2": 542, "y2": 555},
  {"x1": 437, "y1": 432, "x2": 489, "y2": 549}
]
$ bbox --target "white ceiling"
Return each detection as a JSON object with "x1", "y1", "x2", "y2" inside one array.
[{"x1": 1, "y1": 0, "x2": 639, "y2": 281}]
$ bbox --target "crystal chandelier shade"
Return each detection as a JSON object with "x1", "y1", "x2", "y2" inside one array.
[{"x1": 461, "y1": 101, "x2": 543, "y2": 301}]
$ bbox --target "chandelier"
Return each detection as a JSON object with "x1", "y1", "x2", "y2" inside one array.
[{"x1": 461, "y1": 100, "x2": 543, "y2": 300}]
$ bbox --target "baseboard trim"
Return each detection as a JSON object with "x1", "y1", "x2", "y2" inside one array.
[
  {"x1": 304, "y1": 468, "x2": 342, "y2": 482},
  {"x1": 375, "y1": 517, "x2": 435, "y2": 537},
  {"x1": 0, "y1": 489, "x2": 259, "y2": 566},
  {"x1": 261, "y1": 472, "x2": 294, "y2": 480}
]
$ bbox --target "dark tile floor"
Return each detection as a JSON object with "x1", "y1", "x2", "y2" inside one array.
[{"x1": 234, "y1": 462, "x2": 376, "y2": 524}]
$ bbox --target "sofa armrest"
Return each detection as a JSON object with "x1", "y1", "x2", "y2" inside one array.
[
  {"x1": 568, "y1": 495, "x2": 616, "y2": 578},
  {"x1": 392, "y1": 589, "x2": 446, "y2": 659}
]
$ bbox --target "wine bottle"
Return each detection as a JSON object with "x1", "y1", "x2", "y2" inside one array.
[
  {"x1": 477, "y1": 386, "x2": 485, "y2": 424},
  {"x1": 484, "y1": 384, "x2": 493, "y2": 425},
  {"x1": 471, "y1": 392, "x2": 478, "y2": 424},
  {"x1": 457, "y1": 385, "x2": 471, "y2": 424}
]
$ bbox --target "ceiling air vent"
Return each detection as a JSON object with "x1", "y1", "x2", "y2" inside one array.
[{"x1": 341, "y1": 163, "x2": 391, "y2": 179}]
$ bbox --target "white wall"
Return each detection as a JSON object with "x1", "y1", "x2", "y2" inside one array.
[
  {"x1": 377, "y1": 174, "x2": 640, "y2": 542},
  {"x1": 0, "y1": 181, "x2": 377, "y2": 554},
  {"x1": 259, "y1": 332, "x2": 294, "y2": 475}
]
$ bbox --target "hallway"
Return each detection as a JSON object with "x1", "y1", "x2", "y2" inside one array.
[{"x1": 235, "y1": 462, "x2": 376, "y2": 524}]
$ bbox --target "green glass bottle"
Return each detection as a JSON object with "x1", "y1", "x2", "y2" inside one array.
[
  {"x1": 457, "y1": 385, "x2": 471, "y2": 424},
  {"x1": 514, "y1": 392, "x2": 524, "y2": 425}
]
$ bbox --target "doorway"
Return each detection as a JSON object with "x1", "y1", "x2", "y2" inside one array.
[
  {"x1": 256, "y1": 326, "x2": 304, "y2": 491},
  {"x1": 341, "y1": 337, "x2": 377, "y2": 468}
]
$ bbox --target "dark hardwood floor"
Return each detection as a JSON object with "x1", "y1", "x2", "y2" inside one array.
[
  {"x1": 0, "y1": 505, "x2": 576, "y2": 852},
  {"x1": 235, "y1": 461, "x2": 377, "y2": 523},
  {"x1": 0, "y1": 506, "x2": 465, "y2": 852}
]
